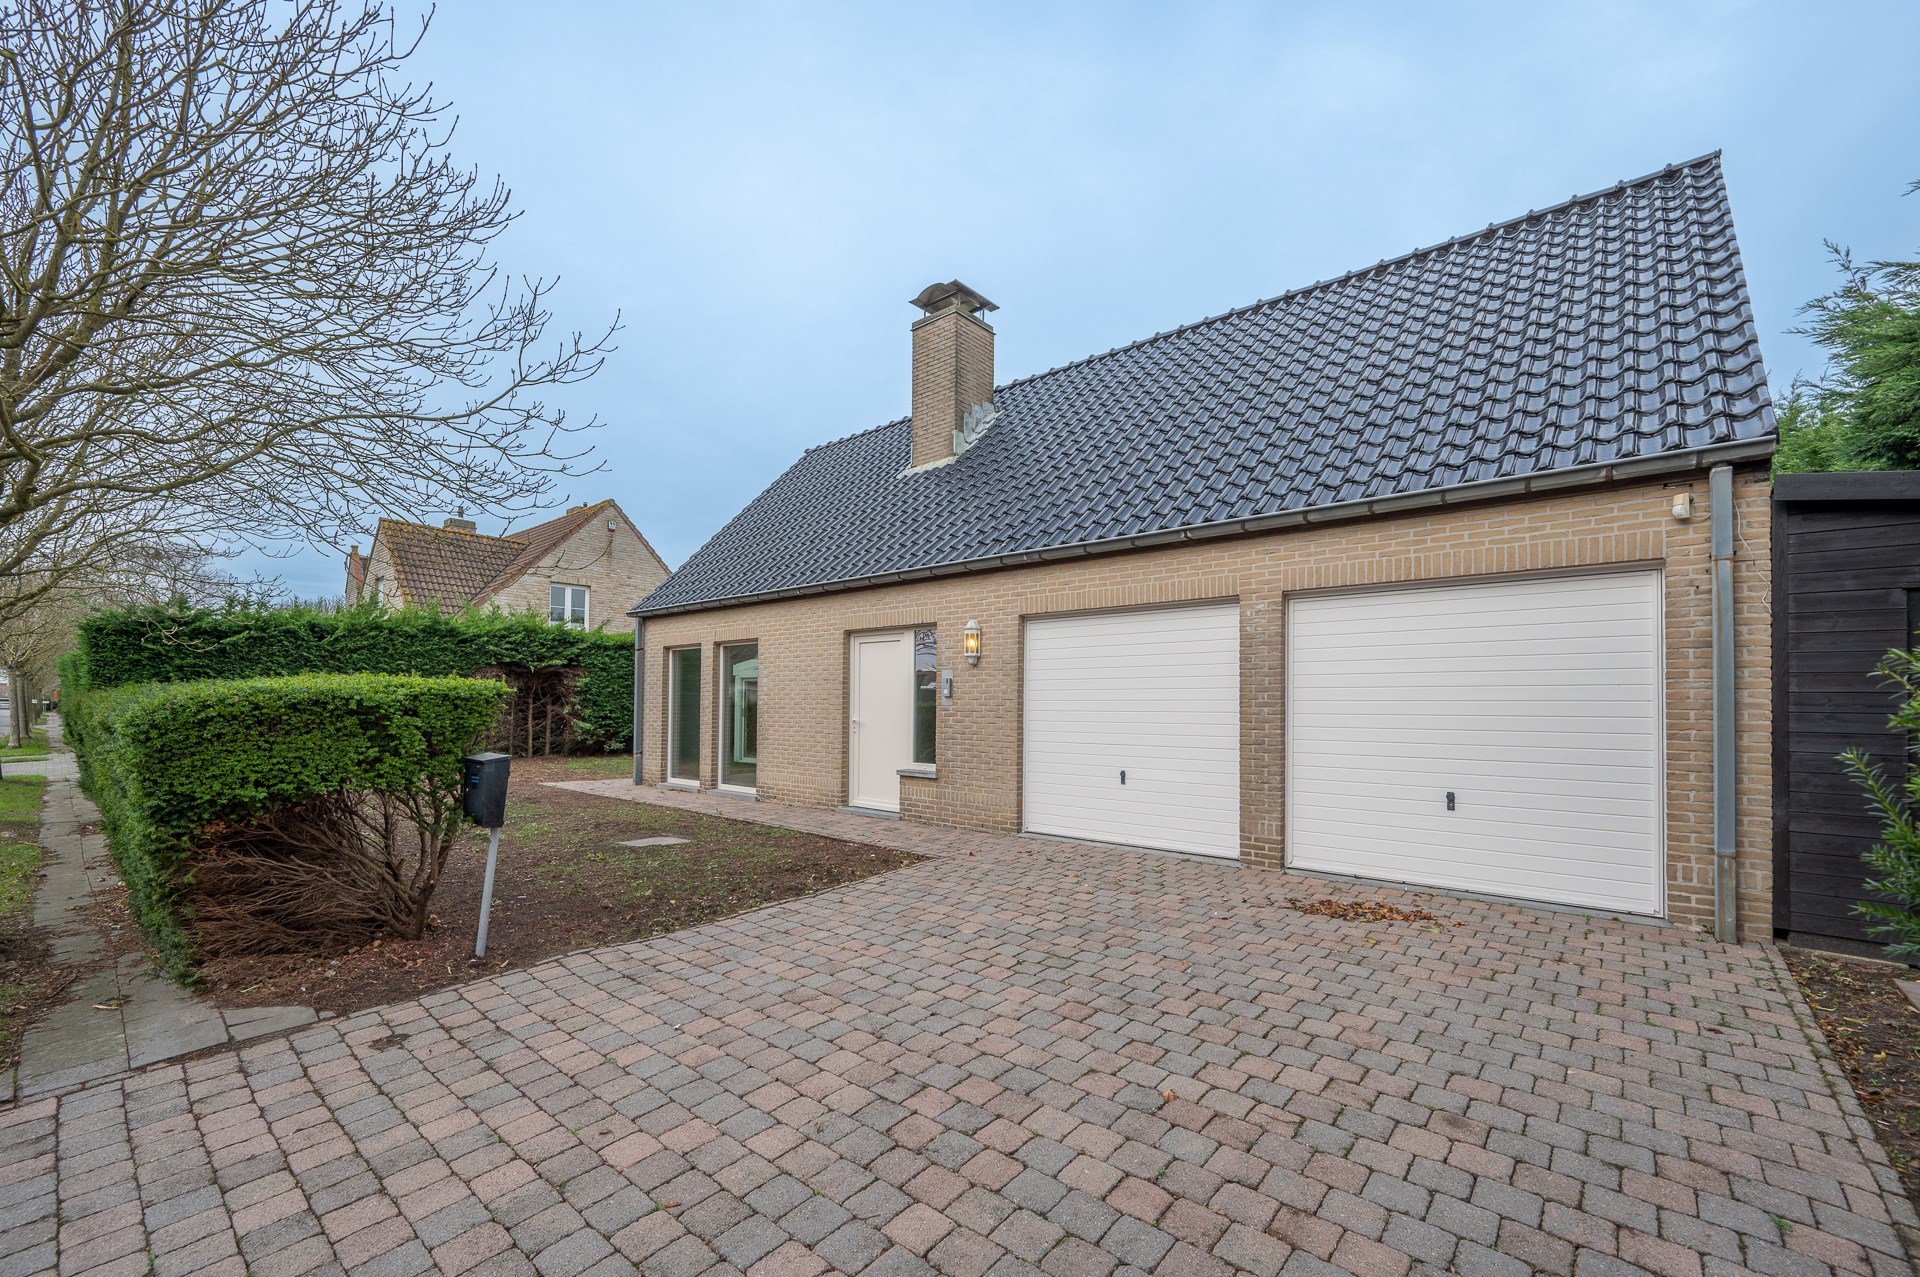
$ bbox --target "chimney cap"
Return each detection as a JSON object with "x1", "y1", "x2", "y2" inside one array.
[
  {"x1": 911, "y1": 280, "x2": 997, "y2": 319},
  {"x1": 442, "y1": 516, "x2": 478, "y2": 533}
]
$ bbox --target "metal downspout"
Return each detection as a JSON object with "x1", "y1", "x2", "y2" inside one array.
[
  {"x1": 1710, "y1": 464, "x2": 1739, "y2": 941},
  {"x1": 632, "y1": 619, "x2": 644, "y2": 786}
]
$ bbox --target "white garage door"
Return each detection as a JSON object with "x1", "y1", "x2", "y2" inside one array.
[
  {"x1": 1024, "y1": 603, "x2": 1240, "y2": 857},
  {"x1": 1286, "y1": 572, "x2": 1663, "y2": 915}
]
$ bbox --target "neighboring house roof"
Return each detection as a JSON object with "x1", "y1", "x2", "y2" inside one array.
[
  {"x1": 477, "y1": 501, "x2": 623, "y2": 600},
  {"x1": 635, "y1": 152, "x2": 1774, "y2": 618},
  {"x1": 371, "y1": 500, "x2": 664, "y2": 609},
  {"x1": 378, "y1": 519, "x2": 525, "y2": 605}
]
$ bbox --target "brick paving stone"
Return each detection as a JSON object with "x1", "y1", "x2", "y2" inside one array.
[
  {"x1": 1, "y1": 789, "x2": 1913, "y2": 1277},
  {"x1": 885, "y1": 1201, "x2": 956, "y2": 1255}
]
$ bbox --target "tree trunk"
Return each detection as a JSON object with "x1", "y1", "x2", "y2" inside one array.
[{"x1": 5, "y1": 668, "x2": 22, "y2": 749}]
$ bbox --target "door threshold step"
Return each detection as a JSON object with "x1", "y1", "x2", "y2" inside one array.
[{"x1": 837, "y1": 806, "x2": 901, "y2": 821}]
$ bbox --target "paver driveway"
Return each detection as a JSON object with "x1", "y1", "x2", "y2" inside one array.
[{"x1": 1, "y1": 790, "x2": 1914, "y2": 1277}]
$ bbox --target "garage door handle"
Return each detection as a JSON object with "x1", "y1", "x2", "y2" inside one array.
[{"x1": 1120, "y1": 770, "x2": 1126, "y2": 785}]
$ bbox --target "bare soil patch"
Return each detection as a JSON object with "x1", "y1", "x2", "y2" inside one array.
[
  {"x1": 1786, "y1": 945, "x2": 1920, "y2": 1209},
  {"x1": 197, "y1": 756, "x2": 920, "y2": 1014}
]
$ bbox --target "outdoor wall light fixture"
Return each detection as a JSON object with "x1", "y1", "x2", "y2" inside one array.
[{"x1": 962, "y1": 619, "x2": 982, "y2": 665}]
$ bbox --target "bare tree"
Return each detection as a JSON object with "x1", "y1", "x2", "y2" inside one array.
[
  {"x1": 0, "y1": 528, "x2": 257, "y2": 744},
  {"x1": 0, "y1": 0, "x2": 613, "y2": 586},
  {"x1": 0, "y1": 570, "x2": 79, "y2": 745}
]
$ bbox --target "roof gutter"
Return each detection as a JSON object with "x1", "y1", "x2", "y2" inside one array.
[{"x1": 630, "y1": 437, "x2": 1776, "y2": 619}]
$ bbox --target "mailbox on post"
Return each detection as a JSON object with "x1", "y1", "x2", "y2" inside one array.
[
  {"x1": 461, "y1": 752, "x2": 510, "y2": 828},
  {"x1": 460, "y1": 752, "x2": 511, "y2": 958}
]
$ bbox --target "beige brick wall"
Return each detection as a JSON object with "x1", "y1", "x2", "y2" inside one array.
[
  {"x1": 638, "y1": 467, "x2": 1774, "y2": 938},
  {"x1": 910, "y1": 309, "x2": 995, "y2": 469},
  {"x1": 348, "y1": 541, "x2": 398, "y2": 606},
  {"x1": 487, "y1": 516, "x2": 668, "y2": 634}
]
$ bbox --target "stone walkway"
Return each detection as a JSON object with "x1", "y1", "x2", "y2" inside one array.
[
  {"x1": 1, "y1": 753, "x2": 76, "y2": 784},
  {"x1": 0, "y1": 783, "x2": 1913, "y2": 1277},
  {"x1": 6, "y1": 780, "x2": 316, "y2": 1101},
  {"x1": 1, "y1": 713, "x2": 74, "y2": 782}
]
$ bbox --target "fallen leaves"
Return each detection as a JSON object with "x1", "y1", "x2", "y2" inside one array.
[{"x1": 1284, "y1": 896, "x2": 1461, "y2": 925}]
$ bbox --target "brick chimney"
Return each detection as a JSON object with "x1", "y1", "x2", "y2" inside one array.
[
  {"x1": 909, "y1": 280, "x2": 997, "y2": 469},
  {"x1": 442, "y1": 515, "x2": 477, "y2": 533}
]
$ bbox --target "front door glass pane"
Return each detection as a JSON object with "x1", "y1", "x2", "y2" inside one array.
[
  {"x1": 722, "y1": 643, "x2": 758, "y2": 788},
  {"x1": 912, "y1": 628, "x2": 937, "y2": 765},
  {"x1": 669, "y1": 648, "x2": 700, "y2": 781}
]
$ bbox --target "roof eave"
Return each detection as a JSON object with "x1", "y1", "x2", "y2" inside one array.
[{"x1": 629, "y1": 436, "x2": 1775, "y2": 619}]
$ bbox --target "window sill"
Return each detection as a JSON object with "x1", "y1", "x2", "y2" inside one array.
[
  {"x1": 897, "y1": 766, "x2": 937, "y2": 780},
  {"x1": 716, "y1": 785, "x2": 759, "y2": 801},
  {"x1": 660, "y1": 780, "x2": 701, "y2": 793}
]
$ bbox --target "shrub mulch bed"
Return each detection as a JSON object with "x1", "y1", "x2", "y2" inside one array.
[
  {"x1": 197, "y1": 756, "x2": 921, "y2": 1015},
  {"x1": 0, "y1": 776, "x2": 70, "y2": 1073},
  {"x1": 1785, "y1": 945, "x2": 1920, "y2": 1209}
]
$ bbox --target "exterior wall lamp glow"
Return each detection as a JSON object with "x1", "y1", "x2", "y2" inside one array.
[{"x1": 962, "y1": 619, "x2": 982, "y2": 665}]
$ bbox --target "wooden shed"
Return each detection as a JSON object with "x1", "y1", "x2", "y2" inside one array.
[{"x1": 1774, "y1": 471, "x2": 1920, "y2": 949}]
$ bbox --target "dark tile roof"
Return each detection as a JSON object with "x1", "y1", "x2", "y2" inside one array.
[{"x1": 636, "y1": 153, "x2": 1774, "y2": 617}]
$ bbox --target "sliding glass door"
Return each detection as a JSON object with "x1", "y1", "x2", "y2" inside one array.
[
  {"x1": 720, "y1": 643, "x2": 758, "y2": 790},
  {"x1": 668, "y1": 647, "x2": 701, "y2": 784}
]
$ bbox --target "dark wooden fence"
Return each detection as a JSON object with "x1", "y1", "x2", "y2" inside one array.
[{"x1": 1773, "y1": 472, "x2": 1920, "y2": 948}]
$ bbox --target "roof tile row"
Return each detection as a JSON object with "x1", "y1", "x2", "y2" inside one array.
[{"x1": 637, "y1": 152, "x2": 1774, "y2": 616}]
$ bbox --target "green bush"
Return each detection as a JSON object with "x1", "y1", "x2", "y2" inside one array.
[
  {"x1": 69, "y1": 601, "x2": 632, "y2": 750},
  {"x1": 1842, "y1": 647, "x2": 1920, "y2": 960},
  {"x1": 70, "y1": 673, "x2": 510, "y2": 978}
]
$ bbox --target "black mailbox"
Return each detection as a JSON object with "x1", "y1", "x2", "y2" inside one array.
[{"x1": 461, "y1": 752, "x2": 510, "y2": 828}]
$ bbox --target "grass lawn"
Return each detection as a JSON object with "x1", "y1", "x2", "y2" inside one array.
[
  {"x1": 0, "y1": 775, "x2": 52, "y2": 1070},
  {"x1": 0, "y1": 728, "x2": 49, "y2": 760},
  {"x1": 197, "y1": 755, "x2": 921, "y2": 1013}
]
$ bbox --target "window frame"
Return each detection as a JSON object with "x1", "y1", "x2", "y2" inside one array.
[
  {"x1": 718, "y1": 641, "x2": 759, "y2": 793},
  {"x1": 666, "y1": 646, "x2": 701, "y2": 785},
  {"x1": 549, "y1": 583, "x2": 589, "y2": 628}
]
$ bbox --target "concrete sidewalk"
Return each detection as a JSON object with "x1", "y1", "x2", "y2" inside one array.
[{"x1": 6, "y1": 779, "x2": 317, "y2": 1100}]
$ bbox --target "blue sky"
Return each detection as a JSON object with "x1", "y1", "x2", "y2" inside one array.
[{"x1": 260, "y1": 1, "x2": 1918, "y2": 598}]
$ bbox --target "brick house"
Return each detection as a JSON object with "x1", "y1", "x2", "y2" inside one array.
[
  {"x1": 629, "y1": 154, "x2": 1777, "y2": 938},
  {"x1": 346, "y1": 499, "x2": 668, "y2": 633}
]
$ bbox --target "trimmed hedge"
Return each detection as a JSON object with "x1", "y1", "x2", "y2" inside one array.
[
  {"x1": 66, "y1": 602, "x2": 633, "y2": 750},
  {"x1": 68, "y1": 673, "x2": 511, "y2": 978}
]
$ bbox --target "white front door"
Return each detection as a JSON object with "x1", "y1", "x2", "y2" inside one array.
[
  {"x1": 849, "y1": 631, "x2": 915, "y2": 811},
  {"x1": 1286, "y1": 571, "x2": 1664, "y2": 916},
  {"x1": 1023, "y1": 602, "x2": 1241, "y2": 857}
]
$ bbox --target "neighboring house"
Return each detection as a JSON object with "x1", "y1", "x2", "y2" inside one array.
[
  {"x1": 630, "y1": 153, "x2": 1777, "y2": 938},
  {"x1": 346, "y1": 499, "x2": 668, "y2": 633}
]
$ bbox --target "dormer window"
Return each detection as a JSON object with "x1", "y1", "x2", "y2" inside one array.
[{"x1": 550, "y1": 584, "x2": 588, "y2": 628}]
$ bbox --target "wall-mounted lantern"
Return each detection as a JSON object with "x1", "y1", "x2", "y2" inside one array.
[{"x1": 962, "y1": 619, "x2": 982, "y2": 665}]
